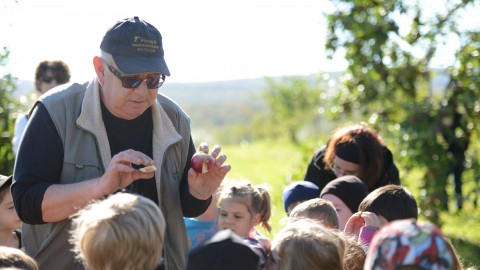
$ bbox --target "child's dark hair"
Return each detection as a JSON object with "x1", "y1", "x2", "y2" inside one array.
[
  {"x1": 219, "y1": 181, "x2": 272, "y2": 233},
  {"x1": 358, "y1": 184, "x2": 418, "y2": 221}
]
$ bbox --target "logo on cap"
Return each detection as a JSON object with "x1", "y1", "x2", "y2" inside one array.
[{"x1": 132, "y1": 36, "x2": 159, "y2": 53}]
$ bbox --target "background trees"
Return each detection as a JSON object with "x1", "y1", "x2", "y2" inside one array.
[
  {"x1": 323, "y1": 0, "x2": 480, "y2": 223},
  {"x1": 260, "y1": 76, "x2": 323, "y2": 143},
  {"x1": 0, "y1": 47, "x2": 18, "y2": 175}
]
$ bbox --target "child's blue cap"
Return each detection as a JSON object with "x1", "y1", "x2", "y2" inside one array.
[{"x1": 282, "y1": 181, "x2": 320, "y2": 213}]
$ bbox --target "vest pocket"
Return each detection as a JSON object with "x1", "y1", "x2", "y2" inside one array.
[{"x1": 61, "y1": 161, "x2": 102, "y2": 184}]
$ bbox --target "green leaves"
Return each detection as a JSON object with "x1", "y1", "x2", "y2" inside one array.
[
  {"x1": 325, "y1": 0, "x2": 480, "y2": 220},
  {"x1": 0, "y1": 47, "x2": 19, "y2": 175}
]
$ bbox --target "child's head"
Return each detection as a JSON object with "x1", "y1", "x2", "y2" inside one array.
[
  {"x1": 272, "y1": 218, "x2": 350, "y2": 270},
  {"x1": 0, "y1": 174, "x2": 21, "y2": 232},
  {"x1": 0, "y1": 246, "x2": 39, "y2": 270},
  {"x1": 365, "y1": 219, "x2": 459, "y2": 270},
  {"x1": 70, "y1": 192, "x2": 166, "y2": 270},
  {"x1": 282, "y1": 181, "x2": 320, "y2": 216},
  {"x1": 218, "y1": 181, "x2": 272, "y2": 237},
  {"x1": 187, "y1": 229, "x2": 260, "y2": 270},
  {"x1": 320, "y1": 175, "x2": 368, "y2": 230},
  {"x1": 289, "y1": 198, "x2": 339, "y2": 229},
  {"x1": 359, "y1": 184, "x2": 418, "y2": 221}
]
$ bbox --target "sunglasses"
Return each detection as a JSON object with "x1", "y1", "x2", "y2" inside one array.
[
  {"x1": 39, "y1": 76, "x2": 56, "y2": 83},
  {"x1": 104, "y1": 62, "x2": 165, "y2": 89}
]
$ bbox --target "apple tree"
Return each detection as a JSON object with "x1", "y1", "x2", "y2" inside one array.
[{"x1": 324, "y1": 0, "x2": 480, "y2": 222}]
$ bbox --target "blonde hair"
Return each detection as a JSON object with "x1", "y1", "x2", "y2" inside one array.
[
  {"x1": 0, "y1": 246, "x2": 39, "y2": 270},
  {"x1": 272, "y1": 218, "x2": 350, "y2": 270},
  {"x1": 70, "y1": 192, "x2": 166, "y2": 270},
  {"x1": 219, "y1": 180, "x2": 272, "y2": 233},
  {"x1": 342, "y1": 231, "x2": 367, "y2": 270},
  {"x1": 289, "y1": 198, "x2": 339, "y2": 229}
]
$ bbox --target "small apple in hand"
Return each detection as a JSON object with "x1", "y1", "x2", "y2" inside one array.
[{"x1": 191, "y1": 143, "x2": 215, "y2": 173}]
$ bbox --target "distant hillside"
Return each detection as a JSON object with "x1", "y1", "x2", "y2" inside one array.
[
  {"x1": 160, "y1": 78, "x2": 270, "y2": 133},
  {"x1": 161, "y1": 78, "x2": 267, "y2": 105}
]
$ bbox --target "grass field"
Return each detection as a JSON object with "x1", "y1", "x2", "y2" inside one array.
[{"x1": 221, "y1": 140, "x2": 480, "y2": 268}]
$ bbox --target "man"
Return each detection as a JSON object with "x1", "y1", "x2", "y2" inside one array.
[{"x1": 12, "y1": 16, "x2": 230, "y2": 270}]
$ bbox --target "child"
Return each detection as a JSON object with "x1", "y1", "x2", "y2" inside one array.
[
  {"x1": 320, "y1": 175, "x2": 369, "y2": 230},
  {"x1": 271, "y1": 218, "x2": 365, "y2": 270},
  {"x1": 288, "y1": 198, "x2": 339, "y2": 229},
  {"x1": 184, "y1": 190, "x2": 220, "y2": 250},
  {"x1": 0, "y1": 174, "x2": 22, "y2": 249},
  {"x1": 344, "y1": 184, "x2": 418, "y2": 250},
  {"x1": 364, "y1": 219, "x2": 462, "y2": 270},
  {"x1": 69, "y1": 192, "x2": 166, "y2": 270},
  {"x1": 282, "y1": 181, "x2": 320, "y2": 216},
  {"x1": 187, "y1": 229, "x2": 260, "y2": 270},
  {"x1": 0, "y1": 246, "x2": 39, "y2": 270},
  {"x1": 217, "y1": 180, "x2": 272, "y2": 269}
]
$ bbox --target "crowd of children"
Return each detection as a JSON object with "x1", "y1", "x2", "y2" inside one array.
[
  {"x1": 1, "y1": 123, "x2": 478, "y2": 270},
  {"x1": 2, "y1": 174, "x2": 474, "y2": 270}
]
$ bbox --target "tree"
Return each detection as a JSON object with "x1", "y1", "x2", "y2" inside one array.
[
  {"x1": 260, "y1": 76, "x2": 323, "y2": 143},
  {"x1": 325, "y1": 0, "x2": 480, "y2": 223},
  {"x1": 0, "y1": 47, "x2": 19, "y2": 175}
]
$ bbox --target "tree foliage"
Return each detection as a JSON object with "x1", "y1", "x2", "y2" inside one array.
[
  {"x1": 261, "y1": 76, "x2": 323, "y2": 143},
  {"x1": 0, "y1": 47, "x2": 19, "y2": 175},
  {"x1": 325, "y1": 0, "x2": 480, "y2": 223}
]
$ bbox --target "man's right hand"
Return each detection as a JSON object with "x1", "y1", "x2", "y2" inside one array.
[{"x1": 99, "y1": 149, "x2": 156, "y2": 195}]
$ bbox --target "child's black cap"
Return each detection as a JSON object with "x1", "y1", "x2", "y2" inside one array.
[{"x1": 187, "y1": 229, "x2": 259, "y2": 270}]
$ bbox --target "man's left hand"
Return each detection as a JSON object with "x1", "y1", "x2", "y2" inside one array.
[{"x1": 188, "y1": 144, "x2": 231, "y2": 200}]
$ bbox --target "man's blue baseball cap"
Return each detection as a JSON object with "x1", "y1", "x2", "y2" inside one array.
[{"x1": 100, "y1": 16, "x2": 170, "y2": 76}]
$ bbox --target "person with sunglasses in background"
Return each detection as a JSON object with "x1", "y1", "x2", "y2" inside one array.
[
  {"x1": 12, "y1": 60, "x2": 71, "y2": 156},
  {"x1": 12, "y1": 17, "x2": 231, "y2": 270}
]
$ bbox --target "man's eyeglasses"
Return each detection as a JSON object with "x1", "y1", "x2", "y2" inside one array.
[
  {"x1": 39, "y1": 76, "x2": 56, "y2": 83},
  {"x1": 104, "y1": 62, "x2": 165, "y2": 89}
]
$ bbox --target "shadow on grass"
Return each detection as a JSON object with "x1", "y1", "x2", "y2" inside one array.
[{"x1": 450, "y1": 237, "x2": 480, "y2": 268}]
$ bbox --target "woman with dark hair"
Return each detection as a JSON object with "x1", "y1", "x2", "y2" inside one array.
[
  {"x1": 33, "y1": 60, "x2": 71, "y2": 93},
  {"x1": 12, "y1": 60, "x2": 71, "y2": 156},
  {"x1": 304, "y1": 123, "x2": 400, "y2": 192}
]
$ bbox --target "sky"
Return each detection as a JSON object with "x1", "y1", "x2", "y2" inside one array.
[{"x1": 0, "y1": 0, "x2": 344, "y2": 83}]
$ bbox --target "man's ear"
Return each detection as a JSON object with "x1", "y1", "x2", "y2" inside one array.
[{"x1": 93, "y1": 56, "x2": 105, "y2": 86}]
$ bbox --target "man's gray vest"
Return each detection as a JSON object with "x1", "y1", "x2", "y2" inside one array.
[{"x1": 22, "y1": 79, "x2": 191, "y2": 270}]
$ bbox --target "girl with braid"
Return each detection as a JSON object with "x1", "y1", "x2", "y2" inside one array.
[{"x1": 217, "y1": 180, "x2": 272, "y2": 270}]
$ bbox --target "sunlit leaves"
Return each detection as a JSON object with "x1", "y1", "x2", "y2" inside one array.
[
  {"x1": 0, "y1": 47, "x2": 20, "y2": 175},
  {"x1": 325, "y1": 0, "x2": 480, "y2": 221}
]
